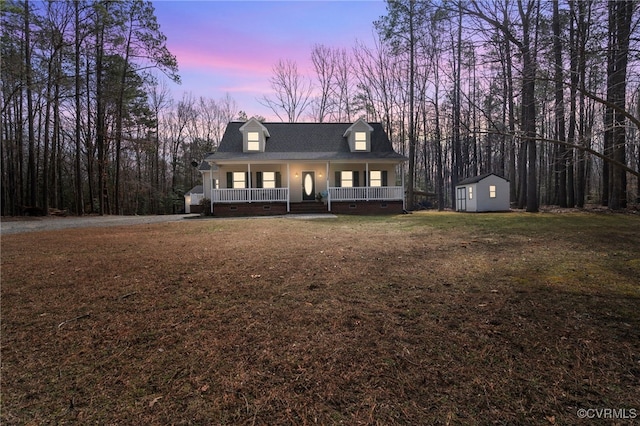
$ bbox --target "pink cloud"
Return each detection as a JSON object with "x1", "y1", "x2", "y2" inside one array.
[{"x1": 173, "y1": 46, "x2": 274, "y2": 78}]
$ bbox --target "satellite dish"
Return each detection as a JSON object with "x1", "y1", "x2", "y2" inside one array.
[{"x1": 191, "y1": 161, "x2": 199, "y2": 168}]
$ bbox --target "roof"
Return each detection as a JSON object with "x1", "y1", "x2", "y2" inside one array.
[
  {"x1": 206, "y1": 121, "x2": 407, "y2": 163},
  {"x1": 186, "y1": 185, "x2": 204, "y2": 194},
  {"x1": 457, "y1": 173, "x2": 509, "y2": 186}
]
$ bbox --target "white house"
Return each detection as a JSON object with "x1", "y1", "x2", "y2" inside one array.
[
  {"x1": 455, "y1": 173, "x2": 510, "y2": 212},
  {"x1": 198, "y1": 117, "x2": 407, "y2": 216}
]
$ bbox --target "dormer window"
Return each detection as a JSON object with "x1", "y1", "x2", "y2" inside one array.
[
  {"x1": 343, "y1": 118, "x2": 373, "y2": 153},
  {"x1": 247, "y1": 132, "x2": 260, "y2": 151},
  {"x1": 355, "y1": 132, "x2": 367, "y2": 151},
  {"x1": 239, "y1": 117, "x2": 270, "y2": 153}
]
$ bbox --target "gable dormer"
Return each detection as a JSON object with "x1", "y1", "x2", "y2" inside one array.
[
  {"x1": 239, "y1": 117, "x2": 270, "y2": 153},
  {"x1": 343, "y1": 118, "x2": 373, "y2": 153}
]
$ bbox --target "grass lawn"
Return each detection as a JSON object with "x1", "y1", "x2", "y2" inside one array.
[{"x1": 2, "y1": 211, "x2": 639, "y2": 425}]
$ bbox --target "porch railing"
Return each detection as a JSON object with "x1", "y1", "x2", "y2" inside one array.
[
  {"x1": 329, "y1": 186, "x2": 404, "y2": 201},
  {"x1": 212, "y1": 188, "x2": 289, "y2": 203},
  {"x1": 211, "y1": 186, "x2": 402, "y2": 203}
]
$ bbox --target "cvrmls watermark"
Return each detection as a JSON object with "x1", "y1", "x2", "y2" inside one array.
[{"x1": 577, "y1": 408, "x2": 637, "y2": 420}]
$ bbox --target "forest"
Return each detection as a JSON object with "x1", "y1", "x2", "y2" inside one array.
[{"x1": 2, "y1": 0, "x2": 639, "y2": 216}]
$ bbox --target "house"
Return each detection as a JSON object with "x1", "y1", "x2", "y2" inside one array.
[
  {"x1": 199, "y1": 117, "x2": 407, "y2": 216},
  {"x1": 455, "y1": 173, "x2": 510, "y2": 212},
  {"x1": 184, "y1": 185, "x2": 204, "y2": 214}
]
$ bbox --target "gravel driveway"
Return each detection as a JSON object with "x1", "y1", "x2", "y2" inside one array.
[{"x1": 0, "y1": 214, "x2": 198, "y2": 235}]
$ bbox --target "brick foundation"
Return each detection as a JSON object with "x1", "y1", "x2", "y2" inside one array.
[
  {"x1": 330, "y1": 200, "x2": 404, "y2": 215},
  {"x1": 213, "y1": 202, "x2": 288, "y2": 217},
  {"x1": 213, "y1": 201, "x2": 404, "y2": 217}
]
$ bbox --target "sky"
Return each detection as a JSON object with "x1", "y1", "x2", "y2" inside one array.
[{"x1": 152, "y1": 0, "x2": 388, "y2": 120}]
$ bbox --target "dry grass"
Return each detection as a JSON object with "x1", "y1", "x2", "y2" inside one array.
[{"x1": 2, "y1": 211, "x2": 639, "y2": 425}]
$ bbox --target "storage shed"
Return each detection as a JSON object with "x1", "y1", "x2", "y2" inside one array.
[
  {"x1": 455, "y1": 173, "x2": 510, "y2": 212},
  {"x1": 184, "y1": 185, "x2": 204, "y2": 214}
]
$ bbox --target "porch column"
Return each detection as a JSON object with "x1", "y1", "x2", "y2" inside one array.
[
  {"x1": 286, "y1": 163, "x2": 290, "y2": 212},
  {"x1": 326, "y1": 161, "x2": 331, "y2": 212},
  {"x1": 247, "y1": 163, "x2": 251, "y2": 202},
  {"x1": 366, "y1": 162, "x2": 369, "y2": 201},
  {"x1": 401, "y1": 163, "x2": 405, "y2": 210},
  {"x1": 209, "y1": 164, "x2": 214, "y2": 213}
]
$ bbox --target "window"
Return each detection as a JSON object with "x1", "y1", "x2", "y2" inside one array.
[
  {"x1": 262, "y1": 171, "x2": 276, "y2": 188},
  {"x1": 341, "y1": 171, "x2": 354, "y2": 187},
  {"x1": 336, "y1": 170, "x2": 359, "y2": 187},
  {"x1": 468, "y1": 187, "x2": 473, "y2": 200},
  {"x1": 489, "y1": 185, "x2": 496, "y2": 198},
  {"x1": 247, "y1": 131, "x2": 260, "y2": 151},
  {"x1": 370, "y1": 170, "x2": 382, "y2": 187},
  {"x1": 232, "y1": 172, "x2": 246, "y2": 189},
  {"x1": 355, "y1": 132, "x2": 367, "y2": 151}
]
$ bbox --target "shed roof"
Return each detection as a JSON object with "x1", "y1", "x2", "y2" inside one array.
[
  {"x1": 186, "y1": 185, "x2": 204, "y2": 195},
  {"x1": 206, "y1": 121, "x2": 406, "y2": 162},
  {"x1": 457, "y1": 173, "x2": 509, "y2": 186}
]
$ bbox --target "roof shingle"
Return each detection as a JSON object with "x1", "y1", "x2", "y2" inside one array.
[{"x1": 207, "y1": 122, "x2": 406, "y2": 162}]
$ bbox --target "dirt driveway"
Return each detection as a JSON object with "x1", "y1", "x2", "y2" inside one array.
[{"x1": 0, "y1": 214, "x2": 197, "y2": 235}]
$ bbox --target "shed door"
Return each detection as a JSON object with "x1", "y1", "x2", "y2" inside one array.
[{"x1": 456, "y1": 187, "x2": 467, "y2": 211}]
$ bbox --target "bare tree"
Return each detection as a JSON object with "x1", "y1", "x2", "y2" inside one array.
[
  {"x1": 167, "y1": 93, "x2": 197, "y2": 207},
  {"x1": 333, "y1": 48, "x2": 356, "y2": 122},
  {"x1": 376, "y1": 0, "x2": 429, "y2": 208},
  {"x1": 603, "y1": 0, "x2": 634, "y2": 209},
  {"x1": 259, "y1": 59, "x2": 314, "y2": 122},
  {"x1": 552, "y1": 0, "x2": 568, "y2": 207},
  {"x1": 311, "y1": 44, "x2": 336, "y2": 122},
  {"x1": 462, "y1": 0, "x2": 541, "y2": 212},
  {"x1": 216, "y1": 93, "x2": 239, "y2": 142}
]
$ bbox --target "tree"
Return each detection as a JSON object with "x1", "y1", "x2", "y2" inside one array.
[
  {"x1": 24, "y1": 0, "x2": 37, "y2": 209},
  {"x1": 147, "y1": 77, "x2": 172, "y2": 212},
  {"x1": 552, "y1": 0, "x2": 568, "y2": 207},
  {"x1": 111, "y1": 0, "x2": 179, "y2": 214},
  {"x1": 463, "y1": 0, "x2": 541, "y2": 212},
  {"x1": 604, "y1": 0, "x2": 634, "y2": 209},
  {"x1": 259, "y1": 59, "x2": 313, "y2": 122},
  {"x1": 376, "y1": 0, "x2": 430, "y2": 209},
  {"x1": 310, "y1": 44, "x2": 336, "y2": 122},
  {"x1": 74, "y1": 0, "x2": 85, "y2": 215}
]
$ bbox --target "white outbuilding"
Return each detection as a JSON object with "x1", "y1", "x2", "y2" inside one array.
[
  {"x1": 184, "y1": 185, "x2": 204, "y2": 214},
  {"x1": 455, "y1": 173, "x2": 510, "y2": 212}
]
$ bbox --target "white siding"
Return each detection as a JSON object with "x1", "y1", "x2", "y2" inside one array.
[{"x1": 455, "y1": 175, "x2": 510, "y2": 212}]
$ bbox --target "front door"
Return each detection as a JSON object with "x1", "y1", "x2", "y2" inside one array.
[
  {"x1": 456, "y1": 187, "x2": 466, "y2": 211},
  {"x1": 302, "y1": 171, "x2": 315, "y2": 201}
]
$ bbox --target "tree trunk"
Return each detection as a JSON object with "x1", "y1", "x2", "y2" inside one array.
[
  {"x1": 74, "y1": 0, "x2": 84, "y2": 215},
  {"x1": 606, "y1": 0, "x2": 632, "y2": 209},
  {"x1": 95, "y1": 10, "x2": 107, "y2": 215},
  {"x1": 406, "y1": 0, "x2": 416, "y2": 210},
  {"x1": 434, "y1": 78, "x2": 444, "y2": 211},
  {"x1": 450, "y1": 4, "x2": 463, "y2": 209},
  {"x1": 552, "y1": 0, "x2": 567, "y2": 207},
  {"x1": 521, "y1": 0, "x2": 538, "y2": 213},
  {"x1": 25, "y1": 0, "x2": 37, "y2": 209}
]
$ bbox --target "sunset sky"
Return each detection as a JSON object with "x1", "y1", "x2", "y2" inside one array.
[{"x1": 152, "y1": 0, "x2": 387, "y2": 120}]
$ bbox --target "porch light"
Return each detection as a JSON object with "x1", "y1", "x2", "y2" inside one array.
[{"x1": 295, "y1": 172, "x2": 299, "y2": 178}]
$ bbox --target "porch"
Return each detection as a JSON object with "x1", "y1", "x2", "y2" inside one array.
[
  {"x1": 211, "y1": 186, "x2": 403, "y2": 204},
  {"x1": 210, "y1": 186, "x2": 404, "y2": 215}
]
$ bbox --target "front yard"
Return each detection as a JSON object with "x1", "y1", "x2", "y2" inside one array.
[{"x1": 2, "y1": 211, "x2": 639, "y2": 424}]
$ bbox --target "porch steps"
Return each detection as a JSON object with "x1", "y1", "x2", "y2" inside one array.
[{"x1": 289, "y1": 202, "x2": 329, "y2": 214}]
